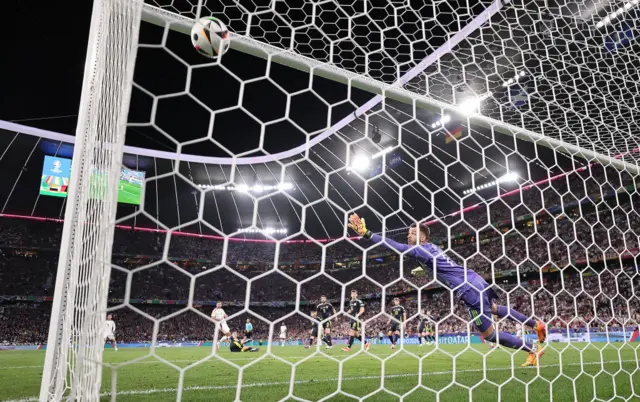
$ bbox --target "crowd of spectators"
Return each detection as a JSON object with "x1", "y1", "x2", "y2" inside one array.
[
  {"x1": 0, "y1": 164, "x2": 639, "y2": 344},
  {"x1": 3, "y1": 266, "x2": 639, "y2": 345}
]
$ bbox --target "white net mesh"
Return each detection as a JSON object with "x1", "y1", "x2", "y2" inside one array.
[{"x1": 29, "y1": 0, "x2": 640, "y2": 400}]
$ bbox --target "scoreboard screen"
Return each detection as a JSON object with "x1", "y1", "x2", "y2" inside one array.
[{"x1": 40, "y1": 156, "x2": 145, "y2": 205}]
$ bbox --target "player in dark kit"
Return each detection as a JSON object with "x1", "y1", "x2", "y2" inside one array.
[
  {"x1": 387, "y1": 297, "x2": 406, "y2": 349},
  {"x1": 229, "y1": 332, "x2": 259, "y2": 353},
  {"x1": 306, "y1": 311, "x2": 322, "y2": 348},
  {"x1": 348, "y1": 214, "x2": 547, "y2": 367},
  {"x1": 342, "y1": 290, "x2": 370, "y2": 352},
  {"x1": 316, "y1": 295, "x2": 336, "y2": 348},
  {"x1": 418, "y1": 310, "x2": 435, "y2": 346}
]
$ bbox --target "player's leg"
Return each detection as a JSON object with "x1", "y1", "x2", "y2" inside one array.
[
  {"x1": 363, "y1": 328, "x2": 370, "y2": 351},
  {"x1": 343, "y1": 326, "x2": 356, "y2": 352},
  {"x1": 466, "y1": 288, "x2": 543, "y2": 366},
  {"x1": 323, "y1": 323, "x2": 333, "y2": 347},
  {"x1": 491, "y1": 302, "x2": 546, "y2": 342},
  {"x1": 111, "y1": 337, "x2": 118, "y2": 351}
]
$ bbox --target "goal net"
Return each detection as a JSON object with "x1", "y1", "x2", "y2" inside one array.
[{"x1": 35, "y1": 0, "x2": 640, "y2": 400}]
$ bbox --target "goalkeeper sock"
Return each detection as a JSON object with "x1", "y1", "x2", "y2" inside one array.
[
  {"x1": 495, "y1": 306, "x2": 536, "y2": 328},
  {"x1": 394, "y1": 334, "x2": 400, "y2": 345},
  {"x1": 348, "y1": 336, "x2": 354, "y2": 348},
  {"x1": 388, "y1": 335, "x2": 394, "y2": 345},
  {"x1": 486, "y1": 331, "x2": 534, "y2": 353},
  {"x1": 327, "y1": 335, "x2": 332, "y2": 346}
]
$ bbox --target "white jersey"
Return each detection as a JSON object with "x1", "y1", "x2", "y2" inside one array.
[
  {"x1": 212, "y1": 308, "x2": 230, "y2": 334},
  {"x1": 279, "y1": 325, "x2": 287, "y2": 338},
  {"x1": 212, "y1": 308, "x2": 227, "y2": 322},
  {"x1": 104, "y1": 320, "x2": 116, "y2": 337},
  {"x1": 516, "y1": 326, "x2": 523, "y2": 339}
]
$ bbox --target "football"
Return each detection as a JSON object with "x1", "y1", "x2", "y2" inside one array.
[{"x1": 191, "y1": 17, "x2": 230, "y2": 58}]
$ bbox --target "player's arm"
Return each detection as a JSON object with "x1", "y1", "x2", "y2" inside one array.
[
  {"x1": 402, "y1": 310, "x2": 407, "y2": 329},
  {"x1": 348, "y1": 214, "x2": 431, "y2": 260},
  {"x1": 210, "y1": 308, "x2": 217, "y2": 320}
]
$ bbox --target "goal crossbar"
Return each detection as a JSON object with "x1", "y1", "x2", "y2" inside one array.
[{"x1": 140, "y1": 3, "x2": 640, "y2": 175}]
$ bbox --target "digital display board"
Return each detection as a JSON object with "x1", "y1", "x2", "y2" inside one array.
[{"x1": 40, "y1": 156, "x2": 145, "y2": 205}]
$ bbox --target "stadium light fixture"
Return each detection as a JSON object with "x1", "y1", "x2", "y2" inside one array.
[
  {"x1": 595, "y1": 1, "x2": 639, "y2": 28},
  {"x1": 502, "y1": 71, "x2": 527, "y2": 87},
  {"x1": 197, "y1": 183, "x2": 295, "y2": 192},
  {"x1": 457, "y1": 92, "x2": 492, "y2": 116},
  {"x1": 350, "y1": 153, "x2": 371, "y2": 172},
  {"x1": 431, "y1": 114, "x2": 451, "y2": 129},
  {"x1": 462, "y1": 172, "x2": 519, "y2": 195},
  {"x1": 238, "y1": 227, "x2": 288, "y2": 234}
]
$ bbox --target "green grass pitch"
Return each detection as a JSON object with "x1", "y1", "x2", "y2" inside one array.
[
  {"x1": 1, "y1": 343, "x2": 638, "y2": 401},
  {"x1": 88, "y1": 175, "x2": 142, "y2": 205},
  {"x1": 117, "y1": 180, "x2": 142, "y2": 205}
]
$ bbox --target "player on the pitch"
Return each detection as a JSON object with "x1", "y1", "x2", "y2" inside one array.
[
  {"x1": 306, "y1": 311, "x2": 323, "y2": 349},
  {"x1": 348, "y1": 214, "x2": 547, "y2": 367},
  {"x1": 388, "y1": 297, "x2": 406, "y2": 349},
  {"x1": 229, "y1": 331, "x2": 260, "y2": 353},
  {"x1": 104, "y1": 314, "x2": 118, "y2": 351},
  {"x1": 279, "y1": 323, "x2": 287, "y2": 347},
  {"x1": 211, "y1": 301, "x2": 231, "y2": 351},
  {"x1": 342, "y1": 289, "x2": 370, "y2": 352},
  {"x1": 418, "y1": 309, "x2": 435, "y2": 346},
  {"x1": 316, "y1": 295, "x2": 336, "y2": 348}
]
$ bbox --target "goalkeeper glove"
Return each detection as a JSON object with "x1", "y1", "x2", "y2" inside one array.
[{"x1": 348, "y1": 214, "x2": 372, "y2": 239}]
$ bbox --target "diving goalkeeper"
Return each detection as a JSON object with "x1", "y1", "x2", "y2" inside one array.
[{"x1": 347, "y1": 214, "x2": 546, "y2": 367}]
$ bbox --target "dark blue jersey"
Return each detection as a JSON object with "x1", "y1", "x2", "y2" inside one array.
[
  {"x1": 370, "y1": 234, "x2": 482, "y2": 296},
  {"x1": 316, "y1": 302, "x2": 334, "y2": 319}
]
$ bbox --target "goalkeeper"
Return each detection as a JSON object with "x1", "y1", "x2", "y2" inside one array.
[{"x1": 348, "y1": 214, "x2": 546, "y2": 367}]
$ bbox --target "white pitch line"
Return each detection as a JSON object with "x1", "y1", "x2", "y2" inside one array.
[
  {"x1": 2, "y1": 360, "x2": 638, "y2": 402},
  {"x1": 0, "y1": 356, "x2": 313, "y2": 370}
]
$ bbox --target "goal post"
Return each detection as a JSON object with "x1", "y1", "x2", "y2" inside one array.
[{"x1": 39, "y1": 0, "x2": 143, "y2": 400}]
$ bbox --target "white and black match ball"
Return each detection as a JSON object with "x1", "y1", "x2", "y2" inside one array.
[{"x1": 191, "y1": 17, "x2": 230, "y2": 58}]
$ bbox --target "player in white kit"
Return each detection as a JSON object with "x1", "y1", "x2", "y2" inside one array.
[
  {"x1": 104, "y1": 314, "x2": 118, "y2": 351},
  {"x1": 279, "y1": 324, "x2": 287, "y2": 347},
  {"x1": 211, "y1": 301, "x2": 231, "y2": 350},
  {"x1": 516, "y1": 324, "x2": 523, "y2": 339}
]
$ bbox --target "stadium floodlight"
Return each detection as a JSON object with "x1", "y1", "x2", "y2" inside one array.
[
  {"x1": 457, "y1": 92, "x2": 492, "y2": 115},
  {"x1": 431, "y1": 114, "x2": 451, "y2": 128},
  {"x1": 238, "y1": 228, "x2": 287, "y2": 234},
  {"x1": 595, "y1": 1, "x2": 639, "y2": 28},
  {"x1": 500, "y1": 172, "x2": 519, "y2": 182},
  {"x1": 463, "y1": 172, "x2": 519, "y2": 194},
  {"x1": 350, "y1": 153, "x2": 371, "y2": 172},
  {"x1": 197, "y1": 183, "x2": 295, "y2": 192}
]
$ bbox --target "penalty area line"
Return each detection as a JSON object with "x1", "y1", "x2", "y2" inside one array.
[{"x1": 3, "y1": 359, "x2": 637, "y2": 402}]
